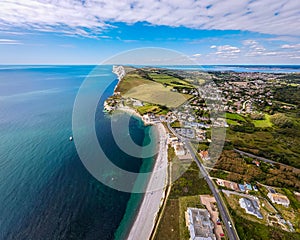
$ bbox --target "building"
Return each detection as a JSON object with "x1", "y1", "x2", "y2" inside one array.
[
  {"x1": 167, "y1": 135, "x2": 178, "y2": 145},
  {"x1": 245, "y1": 183, "x2": 252, "y2": 191},
  {"x1": 267, "y1": 193, "x2": 290, "y2": 207},
  {"x1": 186, "y1": 208, "x2": 216, "y2": 240},
  {"x1": 239, "y1": 198, "x2": 263, "y2": 219},
  {"x1": 200, "y1": 150, "x2": 210, "y2": 161},
  {"x1": 238, "y1": 184, "x2": 245, "y2": 192},
  {"x1": 174, "y1": 143, "x2": 185, "y2": 156}
]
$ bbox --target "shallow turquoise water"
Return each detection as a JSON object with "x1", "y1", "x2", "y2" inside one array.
[{"x1": 0, "y1": 65, "x2": 156, "y2": 240}]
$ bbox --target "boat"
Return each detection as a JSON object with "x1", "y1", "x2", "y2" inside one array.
[{"x1": 69, "y1": 136, "x2": 73, "y2": 141}]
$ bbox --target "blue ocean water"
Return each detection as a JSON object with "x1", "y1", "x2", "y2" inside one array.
[
  {"x1": 1, "y1": 64, "x2": 297, "y2": 240},
  {"x1": 0, "y1": 65, "x2": 155, "y2": 240}
]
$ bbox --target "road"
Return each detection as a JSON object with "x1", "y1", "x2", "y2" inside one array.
[
  {"x1": 233, "y1": 148, "x2": 295, "y2": 169},
  {"x1": 167, "y1": 121, "x2": 239, "y2": 240},
  {"x1": 185, "y1": 141, "x2": 240, "y2": 240}
]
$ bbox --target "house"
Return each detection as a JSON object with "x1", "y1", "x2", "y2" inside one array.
[
  {"x1": 267, "y1": 193, "x2": 290, "y2": 207},
  {"x1": 245, "y1": 183, "x2": 252, "y2": 191},
  {"x1": 174, "y1": 143, "x2": 185, "y2": 156},
  {"x1": 239, "y1": 198, "x2": 263, "y2": 219},
  {"x1": 238, "y1": 184, "x2": 246, "y2": 192},
  {"x1": 132, "y1": 99, "x2": 143, "y2": 107},
  {"x1": 216, "y1": 179, "x2": 225, "y2": 187},
  {"x1": 142, "y1": 114, "x2": 150, "y2": 123},
  {"x1": 159, "y1": 115, "x2": 166, "y2": 122},
  {"x1": 200, "y1": 150, "x2": 210, "y2": 161},
  {"x1": 253, "y1": 160, "x2": 260, "y2": 167},
  {"x1": 167, "y1": 136, "x2": 178, "y2": 145},
  {"x1": 186, "y1": 208, "x2": 216, "y2": 240}
]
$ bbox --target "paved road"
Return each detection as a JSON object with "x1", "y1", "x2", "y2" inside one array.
[
  {"x1": 167, "y1": 121, "x2": 239, "y2": 240},
  {"x1": 233, "y1": 148, "x2": 295, "y2": 169},
  {"x1": 185, "y1": 141, "x2": 240, "y2": 240}
]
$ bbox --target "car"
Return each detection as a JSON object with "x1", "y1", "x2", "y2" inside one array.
[{"x1": 228, "y1": 221, "x2": 232, "y2": 228}]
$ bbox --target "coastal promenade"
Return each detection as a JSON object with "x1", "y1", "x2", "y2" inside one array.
[{"x1": 126, "y1": 123, "x2": 168, "y2": 240}]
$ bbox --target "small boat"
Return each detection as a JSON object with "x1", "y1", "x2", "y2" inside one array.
[{"x1": 69, "y1": 136, "x2": 73, "y2": 141}]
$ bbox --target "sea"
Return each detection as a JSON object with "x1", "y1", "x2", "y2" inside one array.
[
  {"x1": 0, "y1": 65, "x2": 156, "y2": 240},
  {"x1": 0, "y1": 64, "x2": 299, "y2": 240}
]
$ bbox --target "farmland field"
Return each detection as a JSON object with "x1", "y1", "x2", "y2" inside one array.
[
  {"x1": 124, "y1": 82, "x2": 190, "y2": 108},
  {"x1": 252, "y1": 114, "x2": 273, "y2": 128}
]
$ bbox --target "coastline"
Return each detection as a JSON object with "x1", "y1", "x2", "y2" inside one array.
[
  {"x1": 125, "y1": 122, "x2": 168, "y2": 240},
  {"x1": 112, "y1": 65, "x2": 126, "y2": 92},
  {"x1": 110, "y1": 65, "x2": 169, "y2": 240}
]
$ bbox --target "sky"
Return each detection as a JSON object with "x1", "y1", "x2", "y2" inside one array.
[{"x1": 0, "y1": 0, "x2": 299, "y2": 65}]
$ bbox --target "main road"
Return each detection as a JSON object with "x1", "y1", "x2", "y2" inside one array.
[
  {"x1": 167, "y1": 122, "x2": 239, "y2": 240},
  {"x1": 185, "y1": 141, "x2": 239, "y2": 240}
]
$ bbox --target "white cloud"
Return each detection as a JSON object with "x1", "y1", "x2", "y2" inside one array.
[
  {"x1": 0, "y1": 38, "x2": 22, "y2": 44},
  {"x1": 209, "y1": 45, "x2": 241, "y2": 59},
  {"x1": 281, "y1": 44, "x2": 300, "y2": 49},
  {"x1": 243, "y1": 39, "x2": 267, "y2": 56},
  {"x1": 0, "y1": 0, "x2": 299, "y2": 37},
  {"x1": 192, "y1": 53, "x2": 202, "y2": 57},
  {"x1": 216, "y1": 45, "x2": 240, "y2": 53},
  {"x1": 210, "y1": 45, "x2": 217, "y2": 49}
]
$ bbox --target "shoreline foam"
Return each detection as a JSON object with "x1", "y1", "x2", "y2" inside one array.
[
  {"x1": 110, "y1": 65, "x2": 169, "y2": 240},
  {"x1": 125, "y1": 122, "x2": 168, "y2": 240}
]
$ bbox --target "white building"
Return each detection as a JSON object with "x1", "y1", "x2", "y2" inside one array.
[
  {"x1": 267, "y1": 193, "x2": 290, "y2": 207},
  {"x1": 239, "y1": 198, "x2": 263, "y2": 219},
  {"x1": 174, "y1": 143, "x2": 185, "y2": 156},
  {"x1": 186, "y1": 208, "x2": 216, "y2": 240}
]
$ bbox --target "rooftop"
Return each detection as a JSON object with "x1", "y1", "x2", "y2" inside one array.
[
  {"x1": 186, "y1": 208, "x2": 216, "y2": 240},
  {"x1": 239, "y1": 198, "x2": 263, "y2": 219}
]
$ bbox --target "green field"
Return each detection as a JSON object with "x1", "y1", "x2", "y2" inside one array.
[
  {"x1": 225, "y1": 202, "x2": 300, "y2": 240},
  {"x1": 124, "y1": 81, "x2": 190, "y2": 108},
  {"x1": 115, "y1": 72, "x2": 152, "y2": 94},
  {"x1": 252, "y1": 114, "x2": 273, "y2": 128},
  {"x1": 226, "y1": 119, "x2": 240, "y2": 126},
  {"x1": 136, "y1": 104, "x2": 169, "y2": 115},
  {"x1": 226, "y1": 112, "x2": 246, "y2": 122},
  {"x1": 117, "y1": 70, "x2": 192, "y2": 108},
  {"x1": 149, "y1": 73, "x2": 193, "y2": 88}
]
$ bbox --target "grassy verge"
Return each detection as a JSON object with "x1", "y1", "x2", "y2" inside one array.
[
  {"x1": 178, "y1": 196, "x2": 205, "y2": 239},
  {"x1": 169, "y1": 162, "x2": 211, "y2": 199},
  {"x1": 154, "y1": 199, "x2": 180, "y2": 240}
]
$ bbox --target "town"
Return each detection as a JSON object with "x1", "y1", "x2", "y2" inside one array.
[{"x1": 105, "y1": 66, "x2": 300, "y2": 240}]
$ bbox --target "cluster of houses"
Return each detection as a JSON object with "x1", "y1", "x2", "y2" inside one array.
[
  {"x1": 215, "y1": 178, "x2": 258, "y2": 193},
  {"x1": 216, "y1": 177, "x2": 293, "y2": 230},
  {"x1": 167, "y1": 135, "x2": 188, "y2": 157},
  {"x1": 142, "y1": 113, "x2": 166, "y2": 125},
  {"x1": 211, "y1": 72, "x2": 280, "y2": 114}
]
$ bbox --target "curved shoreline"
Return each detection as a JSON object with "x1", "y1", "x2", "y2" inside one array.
[
  {"x1": 110, "y1": 66, "x2": 169, "y2": 240},
  {"x1": 125, "y1": 122, "x2": 168, "y2": 240}
]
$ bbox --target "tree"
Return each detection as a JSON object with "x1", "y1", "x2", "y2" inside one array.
[{"x1": 270, "y1": 113, "x2": 293, "y2": 128}]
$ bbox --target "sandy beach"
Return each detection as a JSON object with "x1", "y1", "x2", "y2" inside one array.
[
  {"x1": 126, "y1": 122, "x2": 168, "y2": 240},
  {"x1": 111, "y1": 66, "x2": 169, "y2": 239}
]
